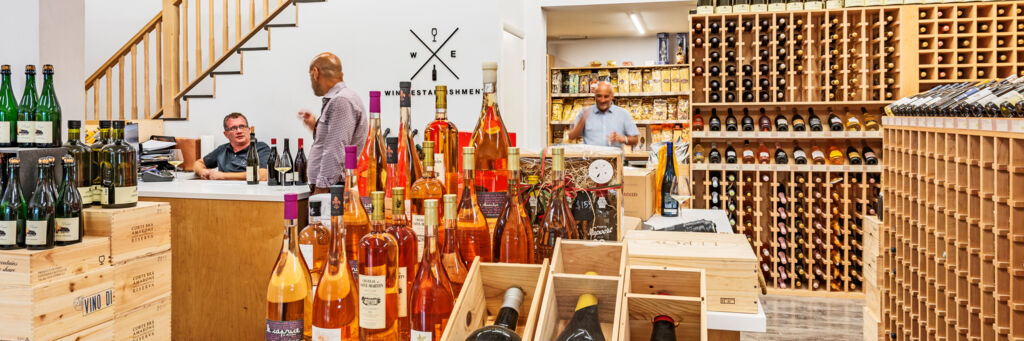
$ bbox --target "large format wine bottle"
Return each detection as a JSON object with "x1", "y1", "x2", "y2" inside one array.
[
  {"x1": 63, "y1": 120, "x2": 92, "y2": 207},
  {"x1": 55, "y1": 155, "x2": 83, "y2": 246},
  {"x1": 343, "y1": 145, "x2": 370, "y2": 280},
  {"x1": 440, "y1": 194, "x2": 469, "y2": 295},
  {"x1": 293, "y1": 138, "x2": 308, "y2": 186},
  {"x1": 536, "y1": 147, "x2": 577, "y2": 261},
  {"x1": 99, "y1": 121, "x2": 138, "y2": 208},
  {"x1": 387, "y1": 187, "x2": 417, "y2": 339},
  {"x1": 410, "y1": 141, "x2": 445, "y2": 239},
  {"x1": 555, "y1": 293, "x2": 605, "y2": 341},
  {"x1": 358, "y1": 91, "x2": 386, "y2": 197},
  {"x1": 312, "y1": 186, "x2": 359, "y2": 340},
  {"x1": 298, "y1": 201, "x2": 328, "y2": 290},
  {"x1": 425, "y1": 85, "x2": 460, "y2": 195},
  {"x1": 34, "y1": 64, "x2": 60, "y2": 147},
  {"x1": 493, "y1": 147, "x2": 534, "y2": 264},
  {"x1": 246, "y1": 129, "x2": 260, "y2": 185},
  {"x1": 89, "y1": 121, "x2": 111, "y2": 203},
  {"x1": 658, "y1": 142, "x2": 680, "y2": 217},
  {"x1": 464, "y1": 287, "x2": 526, "y2": 341},
  {"x1": 397, "y1": 82, "x2": 424, "y2": 196},
  {"x1": 457, "y1": 147, "x2": 492, "y2": 263},
  {"x1": 16, "y1": 65, "x2": 37, "y2": 148},
  {"x1": 409, "y1": 199, "x2": 456, "y2": 341},
  {"x1": 471, "y1": 62, "x2": 511, "y2": 193},
  {"x1": 358, "y1": 191, "x2": 399, "y2": 339},
  {"x1": 0, "y1": 158, "x2": 26, "y2": 249},
  {"x1": 0, "y1": 65, "x2": 17, "y2": 147},
  {"x1": 266, "y1": 193, "x2": 313, "y2": 341},
  {"x1": 26, "y1": 157, "x2": 57, "y2": 250}
]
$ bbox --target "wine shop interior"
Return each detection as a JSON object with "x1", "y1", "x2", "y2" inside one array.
[{"x1": 1, "y1": 0, "x2": 1022, "y2": 340}]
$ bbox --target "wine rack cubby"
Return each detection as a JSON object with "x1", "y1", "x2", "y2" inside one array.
[
  {"x1": 916, "y1": 1, "x2": 1024, "y2": 87},
  {"x1": 690, "y1": 7, "x2": 906, "y2": 104},
  {"x1": 880, "y1": 116, "x2": 1024, "y2": 340}
]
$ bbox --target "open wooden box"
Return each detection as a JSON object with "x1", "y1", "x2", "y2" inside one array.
[
  {"x1": 619, "y1": 265, "x2": 707, "y2": 341},
  {"x1": 441, "y1": 258, "x2": 549, "y2": 341},
  {"x1": 535, "y1": 239, "x2": 627, "y2": 339}
]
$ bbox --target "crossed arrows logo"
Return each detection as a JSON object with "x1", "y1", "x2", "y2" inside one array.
[{"x1": 409, "y1": 27, "x2": 459, "y2": 81}]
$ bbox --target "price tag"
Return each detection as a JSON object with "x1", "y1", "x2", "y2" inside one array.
[
  {"x1": 786, "y1": 2, "x2": 804, "y2": 10},
  {"x1": 768, "y1": 2, "x2": 787, "y2": 11},
  {"x1": 733, "y1": 4, "x2": 750, "y2": 12},
  {"x1": 696, "y1": 6, "x2": 714, "y2": 14},
  {"x1": 751, "y1": 4, "x2": 768, "y2": 12},
  {"x1": 995, "y1": 120, "x2": 1009, "y2": 132},
  {"x1": 742, "y1": 164, "x2": 755, "y2": 171},
  {"x1": 957, "y1": 118, "x2": 967, "y2": 129},
  {"x1": 1012, "y1": 120, "x2": 1024, "y2": 132}
]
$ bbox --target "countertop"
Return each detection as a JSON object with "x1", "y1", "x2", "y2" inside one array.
[{"x1": 138, "y1": 173, "x2": 311, "y2": 201}]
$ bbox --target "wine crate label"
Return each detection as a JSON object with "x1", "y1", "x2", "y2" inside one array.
[
  {"x1": 767, "y1": 2, "x2": 786, "y2": 11},
  {"x1": 0, "y1": 236, "x2": 109, "y2": 285},
  {"x1": 55, "y1": 217, "x2": 81, "y2": 242},
  {"x1": 85, "y1": 201, "x2": 170, "y2": 264},
  {"x1": 113, "y1": 250, "x2": 171, "y2": 314},
  {"x1": 358, "y1": 275, "x2": 387, "y2": 329},
  {"x1": 112, "y1": 292, "x2": 169, "y2": 341},
  {"x1": 751, "y1": 4, "x2": 768, "y2": 11},
  {"x1": 55, "y1": 320, "x2": 114, "y2": 341},
  {"x1": 476, "y1": 192, "x2": 507, "y2": 219},
  {"x1": 0, "y1": 121, "x2": 9, "y2": 144},
  {"x1": 265, "y1": 319, "x2": 303, "y2": 341},
  {"x1": 17, "y1": 121, "x2": 35, "y2": 144},
  {"x1": 398, "y1": 267, "x2": 408, "y2": 317}
]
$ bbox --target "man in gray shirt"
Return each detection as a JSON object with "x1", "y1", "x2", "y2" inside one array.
[{"x1": 567, "y1": 82, "x2": 640, "y2": 147}]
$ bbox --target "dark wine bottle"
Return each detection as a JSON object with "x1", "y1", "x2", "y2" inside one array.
[
  {"x1": 465, "y1": 287, "x2": 525, "y2": 340},
  {"x1": 725, "y1": 109, "x2": 738, "y2": 131},
  {"x1": 267, "y1": 138, "x2": 280, "y2": 186},
  {"x1": 725, "y1": 142, "x2": 738, "y2": 164},
  {"x1": 793, "y1": 144, "x2": 807, "y2": 164},
  {"x1": 26, "y1": 157, "x2": 56, "y2": 250},
  {"x1": 554, "y1": 294, "x2": 605, "y2": 341},
  {"x1": 55, "y1": 155, "x2": 83, "y2": 246},
  {"x1": 774, "y1": 143, "x2": 788, "y2": 164},
  {"x1": 741, "y1": 108, "x2": 755, "y2": 131},
  {"x1": 280, "y1": 138, "x2": 294, "y2": 186},
  {"x1": 863, "y1": 145, "x2": 878, "y2": 165},
  {"x1": 649, "y1": 316, "x2": 676, "y2": 340},
  {"x1": 847, "y1": 146, "x2": 863, "y2": 165},
  {"x1": 709, "y1": 143, "x2": 721, "y2": 163},
  {"x1": 246, "y1": 129, "x2": 260, "y2": 185},
  {"x1": 774, "y1": 111, "x2": 788, "y2": 131},
  {"x1": 0, "y1": 158, "x2": 26, "y2": 249},
  {"x1": 709, "y1": 109, "x2": 722, "y2": 131},
  {"x1": 758, "y1": 108, "x2": 771, "y2": 131},
  {"x1": 828, "y1": 112, "x2": 843, "y2": 131},
  {"x1": 98, "y1": 121, "x2": 138, "y2": 208},
  {"x1": 808, "y1": 109, "x2": 823, "y2": 131},
  {"x1": 660, "y1": 142, "x2": 679, "y2": 217},
  {"x1": 293, "y1": 138, "x2": 308, "y2": 186},
  {"x1": 791, "y1": 109, "x2": 805, "y2": 131}
]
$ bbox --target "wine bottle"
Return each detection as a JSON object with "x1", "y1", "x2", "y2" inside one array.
[
  {"x1": 0, "y1": 65, "x2": 17, "y2": 147},
  {"x1": 0, "y1": 158, "x2": 26, "y2": 249},
  {"x1": 397, "y1": 82, "x2": 424, "y2": 196},
  {"x1": 457, "y1": 147, "x2": 492, "y2": 263},
  {"x1": 861, "y1": 108, "x2": 878, "y2": 131},
  {"x1": 246, "y1": 129, "x2": 260, "y2": 185},
  {"x1": 358, "y1": 91, "x2": 386, "y2": 197},
  {"x1": 89, "y1": 120, "x2": 111, "y2": 203},
  {"x1": 471, "y1": 63, "x2": 512, "y2": 193},
  {"x1": 725, "y1": 109, "x2": 739, "y2": 131},
  {"x1": 425, "y1": 85, "x2": 461, "y2": 196},
  {"x1": 464, "y1": 287, "x2": 525, "y2": 340},
  {"x1": 387, "y1": 187, "x2": 417, "y2": 340},
  {"x1": 811, "y1": 144, "x2": 826, "y2": 165},
  {"x1": 281, "y1": 139, "x2": 294, "y2": 186},
  {"x1": 660, "y1": 142, "x2": 679, "y2": 217},
  {"x1": 591, "y1": 190, "x2": 616, "y2": 242},
  {"x1": 358, "y1": 191, "x2": 399, "y2": 339},
  {"x1": 709, "y1": 109, "x2": 722, "y2": 131},
  {"x1": 267, "y1": 193, "x2": 313, "y2": 341},
  {"x1": 793, "y1": 144, "x2": 807, "y2": 164},
  {"x1": 99, "y1": 121, "x2": 138, "y2": 208},
  {"x1": 741, "y1": 140, "x2": 755, "y2": 164},
  {"x1": 554, "y1": 293, "x2": 605, "y2": 341},
  {"x1": 758, "y1": 142, "x2": 770, "y2": 164},
  {"x1": 844, "y1": 111, "x2": 861, "y2": 131},
  {"x1": 827, "y1": 112, "x2": 843, "y2": 131},
  {"x1": 807, "y1": 109, "x2": 822, "y2": 131},
  {"x1": 409, "y1": 198, "x2": 456, "y2": 341},
  {"x1": 741, "y1": 108, "x2": 755, "y2": 131},
  {"x1": 649, "y1": 315, "x2": 676, "y2": 340},
  {"x1": 494, "y1": 147, "x2": 534, "y2": 263},
  {"x1": 440, "y1": 194, "x2": 468, "y2": 295},
  {"x1": 311, "y1": 186, "x2": 359, "y2": 340},
  {"x1": 692, "y1": 109, "x2": 704, "y2": 131},
  {"x1": 63, "y1": 120, "x2": 92, "y2": 207},
  {"x1": 536, "y1": 147, "x2": 578, "y2": 260},
  {"x1": 774, "y1": 143, "x2": 788, "y2": 164},
  {"x1": 34, "y1": 64, "x2": 60, "y2": 147},
  {"x1": 293, "y1": 138, "x2": 308, "y2": 186},
  {"x1": 847, "y1": 146, "x2": 863, "y2": 165},
  {"x1": 863, "y1": 145, "x2": 878, "y2": 165},
  {"x1": 343, "y1": 146, "x2": 370, "y2": 279},
  {"x1": 268, "y1": 139, "x2": 281, "y2": 186},
  {"x1": 16, "y1": 65, "x2": 36, "y2": 147},
  {"x1": 299, "y1": 200, "x2": 328, "y2": 291},
  {"x1": 708, "y1": 143, "x2": 721, "y2": 163},
  {"x1": 410, "y1": 141, "x2": 445, "y2": 244},
  {"x1": 54, "y1": 155, "x2": 83, "y2": 246},
  {"x1": 725, "y1": 142, "x2": 738, "y2": 164},
  {"x1": 693, "y1": 144, "x2": 705, "y2": 163},
  {"x1": 828, "y1": 145, "x2": 845, "y2": 165}
]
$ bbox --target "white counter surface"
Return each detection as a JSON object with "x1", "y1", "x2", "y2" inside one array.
[{"x1": 138, "y1": 173, "x2": 310, "y2": 201}]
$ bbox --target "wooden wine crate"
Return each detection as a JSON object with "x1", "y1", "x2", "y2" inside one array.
[
  {"x1": 0, "y1": 236, "x2": 110, "y2": 286},
  {"x1": 550, "y1": 239, "x2": 627, "y2": 277},
  {"x1": 84, "y1": 201, "x2": 171, "y2": 264},
  {"x1": 113, "y1": 249, "x2": 171, "y2": 314},
  {"x1": 0, "y1": 265, "x2": 116, "y2": 341},
  {"x1": 533, "y1": 272, "x2": 624, "y2": 340},
  {"x1": 113, "y1": 293, "x2": 171, "y2": 341},
  {"x1": 54, "y1": 320, "x2": 114, "y2": 341},
  {"x1": 440, "y1": 259, "x2": 549, "y2": 341},
  {"x1": 619, "y1": 265, "x2": 707, "y2": 341},
  {"x1": 624, "y1": 230, "x2": 759, "y2": 314}
]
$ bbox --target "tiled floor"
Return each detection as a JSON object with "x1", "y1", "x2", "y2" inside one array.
[{"x1": 741, "y1": 295, "x2": 866, "y2": 341}]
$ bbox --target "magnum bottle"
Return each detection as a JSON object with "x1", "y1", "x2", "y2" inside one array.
[
  {"x1": 34, "y1": 65, "x2": 60, "y2": 147},
  {"x1": 17, "y1": 65, "x2": 37, "y2": 147},
  {"x1": 99, "y1": 121, "x2": 138, "y2": 208},
  {"x1": 464, "y1": 287, "x2": 525, "y2": 340},
  {"x1": 0, "y1": 65, "x2": 16, "y2": 147},
  {"x1": 660, "y1": 142, "x2": 679, "y2": 217},
  {"x1": 55, "y1": 155, "x2": 83, "y2": 245}
]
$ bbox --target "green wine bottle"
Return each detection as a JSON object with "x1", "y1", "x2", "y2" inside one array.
[
  {"x1": 99, "y1": 121, "x2": 138, "y2": 208},
  {"x1": 63, "y1": 120, "x2": 92, "y2": 207},
  {"x1": 554, "y1": 294, "x2": 605, "y2": 341},
  {"x1": 0, "y1": 65, "x2": 17, "y2": 147},
  {"x1": 34, "y1": 64, "x2": 61, "y2": 147},
  {"x1": 17, "y1": 65, "x2": 37, "y2": 147},
  {"x1": 55, "y1": 155, "x2": 83, "y2": 246},
  {"x1": 0, "y1": 158, "x2": 27, "y2": 249},
  {"x1": 26, "y1": 157, "x2": 57, "y2": 250},
  {"x1": 90, "y1": 120, "x2": 112, "y2": 205}
]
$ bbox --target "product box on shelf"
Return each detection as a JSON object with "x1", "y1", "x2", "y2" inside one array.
[
  {"x1": 441, "y1": 259, "x2": 549, "y2": 341},
  {"x1": 113, "y1": 293, "x2": 171, "y2": 341},
  {"x1": 622, "y1": 167, "x2": 656, "y2": 220},
  {"x1": 624, "y1": 230, "x2": 759, "y2": 314},
  {"x1": 113, "y1": 249, "x2": 171, "y2": 314},
  {"x1": 619, "y1": 265, "x2": 707, "y2": 341},
  {"x1": 0, "y1": 265, "x2": 116, "y2": 341},
  {"x1": 535, "y1": 239, "x2": 625, "y2": 340},
  {"x1": 84, "y1": 201, "x2": 171, "y2": 264}
]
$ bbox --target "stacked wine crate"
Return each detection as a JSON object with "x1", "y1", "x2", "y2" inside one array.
[
  {"x1": 880, "y1": 116, "x2": 1024, "y2": 340},
  {"x1": 916, "y1": 1, "x2": 1024, "y2": 86}
]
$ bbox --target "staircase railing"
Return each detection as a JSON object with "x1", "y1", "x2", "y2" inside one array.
[{"x1": 85, "y1": 0, "x2": 295, "y2": 120}]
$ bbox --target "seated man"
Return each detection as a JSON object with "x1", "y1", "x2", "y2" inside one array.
[{"x1": 193, "y1": 112, "x2": 270, "y2": 180}]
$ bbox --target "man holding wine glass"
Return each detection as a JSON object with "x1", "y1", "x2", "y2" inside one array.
[
  {"x1": 193, "y1": 112, "x2": 270, "y2": 180},
  {"x1": 566, "y1": 82, "x2": 641, "y2": 147}
]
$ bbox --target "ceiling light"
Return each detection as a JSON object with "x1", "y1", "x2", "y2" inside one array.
[{"x1": 629, "y1": 12, "x2": 646, "y2": 35}]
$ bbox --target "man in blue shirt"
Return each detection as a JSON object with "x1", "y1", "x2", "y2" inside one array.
[{"x1": 567, "y1": 82, "x2": 640, "y2": 147}]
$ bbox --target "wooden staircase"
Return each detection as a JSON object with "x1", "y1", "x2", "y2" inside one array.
[{"x1": 84, "y1": 0, "x2": 323, "y2": 121}]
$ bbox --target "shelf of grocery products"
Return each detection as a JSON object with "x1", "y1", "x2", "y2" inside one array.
[
  {"x1": 693, "y1": 130, "x2": 882, "y2": 139},
  {"x1": 551, "y1": 91, "x2": 690, "y2": 98}
]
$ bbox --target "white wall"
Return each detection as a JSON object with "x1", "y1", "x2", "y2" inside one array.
[
  {"x1": 40, "y1": 0, "x2": 85, "y2": 123},
  {"x1": 547, "y1": 37, "x2": 660, "y2": 68},
  {"x1": 0, "y1": 1, "x2": 40, "y2": 97},
  {"x1": 84, "y1": 0, "x2": 162, "y2": 74}
]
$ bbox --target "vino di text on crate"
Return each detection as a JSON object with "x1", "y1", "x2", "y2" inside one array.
[{"x1": 84, "y1": 201, "x2": 171, "y2": 265}]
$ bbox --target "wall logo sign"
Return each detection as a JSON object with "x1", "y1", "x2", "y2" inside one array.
[{"x1": 409, "y1": 27, "x2": 459, "y2": 81}]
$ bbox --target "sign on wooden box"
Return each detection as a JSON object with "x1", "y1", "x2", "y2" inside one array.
[
  {"x1": 0, "y1": 236, "x2": 110, "y2": 285},
  {"x1": 441, "y1": 259, "x2": 549, "y2": 341},
  {"x1": 114, "y1": 249, "x2": 171, "y2": 314},
  {"x1": 624, "y1": 230, "x2": 759, "y2": 314},
  {"x1": 85, "y1": 201, "x2": 171, "y2": 264},
  {"x1": 0, "y1": 266, "x2": 116, "y2": 341},
  {"x1": 114, "y1": 293, "x2": 171, "y2": 341}
]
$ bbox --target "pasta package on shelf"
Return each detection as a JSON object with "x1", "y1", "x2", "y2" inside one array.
[
  {"x1": 670, "y1": 68, "x2": 682, "y2": 93},
  {"x1": 653, "y1": 99, "x2": 668, "y2": 121},
  {"x1": 629, "y1": 70, "x2": 643, "y2": 93},
  {"x1": 642, "y1": 69, "x2": 654, "y2": 93},
  {"x1": 677, "y1": 97, "x2": 689, "y2": 120},
  {"x1": 551, "y1": 70, "x2": 562, "y2": 93},
  {"x1": 568, "y1": 71, "x2": 580, "y2": 94},
  {"x1": 666, "y1": 98, "x2": 678, "y2": 120},
  {"x1": 641, "y1": 99, "x2": 654, "y2": 121},
  {"x1": 680, "y1": 68, "x2": 690, "y2": 92},
  {"x1": 551, "y1": 99, "x2": 564, "y2": 122},
  {"x1": 651, "y1": 69, "x2": 663, "y2": 93},
  {"x1": 628, "y1": 99, "x2": 642, "y2": 121},
  {"x1": 597, "y1": 69, "x2": 611, "y2": 83},
  {"x1": 617, "y1": 68, "x2": 630, "y2": 94},
  {"x1": 661, "y1": 69, "x2": 673, "y2": 92},
  {"x1": 580, "y1": 73, "x2": 591, "y2": 94}
]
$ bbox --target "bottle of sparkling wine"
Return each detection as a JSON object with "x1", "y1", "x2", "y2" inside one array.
[
  {"x1": 464, "y1": 287, "x2": 526, "y2": 341},
  {"x1": 409, "y1": 199, "x2": 456, "y2": 341},
  {"x1": 358, "y1": 91, "x2": 387, "y2": 197},
  {"x1": 99, "y1": 121, "x2": 138, "y2": 208},
  {"x1": 358, "y1": 191, "x2": 399, "y2": 339},
  {"x1": 63, "y1": 120, "x2": 91, "y2": 207},
  {"x1": 266, "y1": 193, "x2": 313, "y2": 341},
  {"x1": 343, "y1": 146, "x2": 370, "y2": 279},
  {"x1": 536, "y1": 147, "x2": 577, "y2": 261},
  {"x1": 16, "y1": 65, "x2": 37, "y2": 148},
  {"x1": 298, "y1": 200, "x2": 329, "y2": 290},
  {"x1": 0, "y1": 65, "x2": 16, "y2": 147},
  {"x1": 457, "y1": 147, "x2": 492, "y2": 263},
  {"x1": 0, "y1": 158, "x2": 26, "y2": 249},
  {"x1": 410, "y1": 141, "x2": 445, "y2": 239},
  {"x1": 25, "y1": 157, "x2": 56, "y2": 250},
  {"x1": 387, "y1": 187, "x2": 417, "y2": 339},
  {"x1": 471, "y1": 62, "x2": 511, "y2": 193},
  {"x1": 54, "y1": 155, "x2": 83, "y2": 246},
  {"x1": 555, "y1": 293, "x2": 605, "y2": 341},
  {"x1": 311, "y1": 186, "x2": 359, "y2": 340},
  {"x1": 34, "y1": 64, "x2": 60, "y2": 147},
  {"x1": 424, "y1": 85, "x2": 460, "y2": 196},
  {"x1": 493, "y1": 147, "x2": 534, "y2": 264}
]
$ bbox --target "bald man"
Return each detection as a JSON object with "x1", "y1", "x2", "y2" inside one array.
[
  {"x1": 297, "y1": 52, "x2": 368, "y2": 194},
  {"x1": 567, "y1": 82, "x2": 640, "y2": 147}
]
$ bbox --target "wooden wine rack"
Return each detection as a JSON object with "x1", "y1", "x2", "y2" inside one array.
[
  {"x1": 690, "y1": 7, "x2": 907, "y2": 104},
  {"x1": 879, "y1": 116, "x2": 1024, "y2": 340},
  {"x1": 915, "y1": 1, "x2": 1024, "y2": 87}
]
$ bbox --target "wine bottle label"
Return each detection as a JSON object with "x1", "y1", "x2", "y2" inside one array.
[
  {"x1": 25, "y1": 220, "x2": 48, "y2": 245},
  {"x1": 759, "y1": 151, "x2": 770, "y2": 160},
  {"x1": 358, "y1": 275, "x2": 387, "y2": 329},
  {"x1": 265, "y1": 319, "x2": 303, "y2": 341},
  {"x1": 17, "y1": 121, "x2": 34, "y2": 144},
  {"x1": 411, "y1": 330, "x2": 432, "y2": 340},
  {"x1": 0, "y1": 220, "x2": 16, "y2": 245},
  {"x1": 100, "y1": 186, "x2": 138, "y2": 205},
  {"x1": 90, "y1": 185, "x2": 101, "y2": 204},
  {"x1": 55, "y1": 217, "x2": 80, "y2": 242},
  {"x1": 743, "y1": 150, "x2": 754, "y2": 158},
  {"x1": 0, "y1": 121, "x2": 9, "y2": 144},
  {"x1": 348, "y1": 260, "x2": 359, "y2": 281},
  {"x1": 794, "y1": 150, "x2": 807, "y2": 159},
  {"x1": 848, "y1": 117, "x2": 860, "y2": 124},
  {"x1": 398, "y1": 267, "x2": 408, "y2": 317},
  {"x1": 411, "y1": 214, "x2": 426, "y2": 236},
  {"x1": 299, "y1": 244, "x2": 314, "y2": 269},
  {"x1": 77, "y1": 186, "x2": 91, "y2": 202},
  {"x1": 246, "y1": 166, "x2": 255, "y2": 182},
  {"x1": 312, "y1": 327, "x2": 341, "y2": 340},
  {"x1": 812, "y1": 150, "x2": 825, "y2": 160},
  {"x1": 35, "y1": 121, "x2": 52, "y2": 144},
  {"x1": 864, "y1": 151, "x2": 876, "y2": 159}
]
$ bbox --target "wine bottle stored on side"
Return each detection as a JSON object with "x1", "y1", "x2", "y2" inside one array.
[
  {"x1": 98, "y1": 121, "x2": 138, "y2": 208},
  {"x1": 464, "y1": 287, "x2": 525, "y2": 341},
  {"x1": 54, "y1": 155, "x2": 83, "y2": 246},
  {"x1": 0, "y1": 65, "x2": 17, "y2": 147},
  {"x1": 311, "y1": 186, "x2": 359, "y2": 340},
  {"x1": 554, "y1": 293, "x2": 605, "y2": 341},
  {"x1": 266, "y1": 193, "x2": 313, "y2": 341},
  {"x1": 649, "y1": 315, "x2": 677, "y2": 340},
  {"x1": 0, "y1": 158, "x2": 26, "y2": 249}
]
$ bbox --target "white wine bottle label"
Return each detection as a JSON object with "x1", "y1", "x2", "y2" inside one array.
[
  {"x1": 35, "y1": 121, "x2": 52, "y2": 144},
  {"x1": 100, "y1": 186, "x2": 138, "y2": 205},
  {"x1": 812, "y1": 151, "x2": 825, "y2": 160},
  {"x1": 0, "y1": 220, "x2": 16, "y2": 245},
  {"x1": 0, "y1": 121, "x2": 10, "y2": 144},
  {"x1": 743, "y1": 150, "x2": 754, "y2": 158},
  {"x1": 759, "y1": 151, "x2": 770, "y2": 160},
  {"x1": 358, "y1": 274, "x2": 386, "y2": 329},
  {"x1": 411, "y1": 330, "x2": 432, "y2": 341},
  {"x1": 265, "y1": 319, "x2": 303, "y2": 341},
  {"x1": 398, "y1": 267, "x2": 408, "y2": 317},
  {"x1": 246, "y1": 166, "x2": 255, "y2": 182},
  {"x1": 312, "y1": 327, "x2": 341, "y2": 340},
  {"x1": 25, "y1": 220, "x2": 48, "y2": 245},
  {"x1": 77, "y1": 186, "x2": 91, "y2": 202},
  {"x1": 55, "y1": 217, "x2": 80, "y2": 242},
  {"x1": 17, "y1": 121, "x2": 34, "y2": 144},
  {"x1": 794, "y1": 150, "x2": 807, "y2": 159},
  {"x1": 299, "y1": 244, "x2": 314, "y2": 269}
]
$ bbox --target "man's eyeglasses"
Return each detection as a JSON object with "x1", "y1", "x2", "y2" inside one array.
[{"x1": 225, "y1": 124, "x2": 250, "y2": 132}]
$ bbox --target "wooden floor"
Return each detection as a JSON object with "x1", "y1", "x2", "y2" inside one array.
[{"x1": 742, "y1": 295, "x2": 866, "y2": 341}]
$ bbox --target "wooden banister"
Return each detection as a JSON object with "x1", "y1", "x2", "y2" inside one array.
[{"x1": 84, "y1": 13, "x2": 162, "y2": 87}]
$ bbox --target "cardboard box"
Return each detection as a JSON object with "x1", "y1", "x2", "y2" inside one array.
[
  {"x1": 85, "y1": 202, "x2": 171, "y2": 264},
  {"x1": 623, "y1": 167, "x2": 656, "y2": 220},
  {"x1": 0, "y1": 266, "x2": 116, "y2": 341},
  {"x1": 114, "y1": 293, "x2": 171, "y2": 341},
  {"x1": 113, "y1": 250, "x2": 171, "y2": 314}
]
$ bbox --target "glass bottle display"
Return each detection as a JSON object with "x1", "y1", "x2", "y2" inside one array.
[
  {"x1": 63, "y1": 120, "x2": 92, "y2": 207},
  {"x1": 471, "y1": 62, "x2": 511, "y2": 193},
  {"x1": 396, "y1": 82, "x2": 424, "y2": 196},
  {"x1": 440, "y1": 194, "x2": 469, "y2": 295},
  {"x1": 358, "y1": 191, "x2": 399, "y2": 339},
  {"x1": 311, "y1": 186, "x2": 359, "y2": 340},
  {"x1": 17, "y1": 65, "x2": 37, "y2": 148},
  {"x1": 299, "y1": 201, "x2": 329, "y2": 289},
  {"x1": 343, "y1": 145, "x2": 371, "y2": 280},
  {"x1": 266, "y1": 193, "x2": 313, "y2": 341},
  {"x1": 410, "y1": 141, "x2": 445, "y2": 239},
  {"x1": 493, "y1": 147, "x2": 534, "y2": 264},
  {"x1": 456, "y1": 147, "x2": 492, "y2": 263},
  {"x1": 424, "y1": 85, "x2": 460, "y2": 195},
  {"x1": 358, "y1": 91, "x2": 386, "y2": 197},
  {"x1": 0, "y1": 158, "x2": 26, "y2": 249},
  {"x1": 409, "y1": 199, "x2": 456, "y2": 341},
  {"x1": 26, "y1": 157, "x2": 56, "y2": 250},
  {"x1": 464, "y1": 287, "x2": 525, "y2": 341},
  {"x1": 99, "y1": 121, "x2": 138, "y2": 208},
  {"x1": 54, "y1": 155, "x2": 83, "y2": 246},
  {"x1": 0, "y1": 65, "x2": 17, "y2": 147},
  {"x1": 34, "y1": 64, "x2": 60, "y2": 147},
  {"x1": 535, "y1": 147, "x2": 577, "y2": 261},
  {"x1": 387, "y1": 187, "x2": 417, "y2": 340}
]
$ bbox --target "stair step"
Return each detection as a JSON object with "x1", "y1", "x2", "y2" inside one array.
[
  {"x1": 182, "y1": 76, "x2": 216, "y2": 99},
  {"x1": 239, "y1": 28, "x2": 270, "y2": 51},
  {"x1": 210, "y1": 51, "x2": 244, "y2": 75},
  {"x1": 266, "y1": 2, "x2": 297, "y2": 28}
]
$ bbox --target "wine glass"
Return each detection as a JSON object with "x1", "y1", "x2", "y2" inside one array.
[
  {"x1": 167, "y1": 149, "x2": 184, "y2": 179},
  {"x1": 273, "y1": 150, "x2": 292, "y2": 185}
]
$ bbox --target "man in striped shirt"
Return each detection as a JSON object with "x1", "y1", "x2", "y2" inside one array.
[{"x1": 298, "y1": 53, "x2": 368, "y2": 194}]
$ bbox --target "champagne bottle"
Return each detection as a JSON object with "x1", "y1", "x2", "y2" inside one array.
[
  {"x1": 649, "y1": 315, "x2": 677, "y2": 340},
  {"x1": 311, "y1": 186, "x2": 359, "y2": 340},
  {"x1": 54, "y1": 155, "x2": 83, "y2": 246},
  {"x1": 387, "y1": 187, "x2": 417, "y2": 339},
  {"x1": 464, "y1": 287, "x2": 525, "y2": 341},
  {"x1": 660, "y1": 142, "x2": 679, "y2": 217},
  {"x1": 409, "y1": 199, "x2": 456, "y2": 341},
  {"x1": 99, "y1": 121, "x2": 138, "y2": 208},
  {"x1": 0, "y1": 158, "x2": 26, "y2": 249},
  {"x1": 266, "y1": 193, "x2": 313, "y2": 341},
  {"x1": 16, "y1": 65, "x2": 37, "y2": 147},
  {"x1": 34, "y1": 64, "x2": 60, "y2": 147},
  {"x1": 493, "y1": 147, "x2": 534, "y2": 263},
  {"x1": 358, "y1": 191, "x2": 399, "y2": 339},
  {"x1": 555, "y1": 293, "x2": 605, "y2": 341},
  {"x1": 63, "y1": 120, "x2": 92, "y2": 207},
  {"x1": 293, "y1": 138, "x2": 308, "y2": 186},
  {"x1": 0, "y1": 65, "x2": 17, "y2": 147}
]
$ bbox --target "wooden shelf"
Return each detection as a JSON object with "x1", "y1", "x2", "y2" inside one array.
[
  {"x1": 693, "y1": 101, "x2": 894, "y2": 108},
  {"x1": 552, "y1": 91, "x2": 690, "y2": 98},
  {"x1": 550, "y1": 120, "x2": 690, "y2": 125},
  {"x1": 693, "y1": 130, "x2": 883, "y2": 139},
  {"x1": 550, "y1": 63, "x2": 689, "y2": 71},
  {"x1": 691, "y1": 163, "x2": 883, "y2": 172}
]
